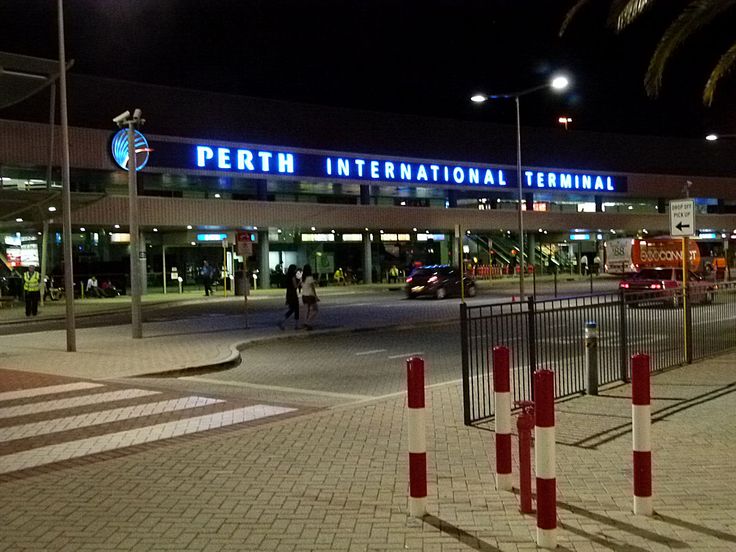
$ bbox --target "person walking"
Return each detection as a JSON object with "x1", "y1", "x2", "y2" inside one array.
[
  {"x1": 23, "y1": 265, "x2": 41, "y2": 317},
  {"x1": 200, "y1": 260, "x2": 214, "y2": 296},
  {"x1": 278, "y1": 264, "x2": 301, "y2": 330},
  {"x1": 300, "y1": 264, "x2": 319, "y2": 330}
]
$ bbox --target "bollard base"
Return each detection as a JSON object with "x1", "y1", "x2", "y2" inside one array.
[
  {"x1": 633, "y1": 496, "x2": 653, "y2": 516},
  {"x1": 495, "y1": 473, "x2": 513, "y2": 492},
  {"x1": 537, "y1": 527, "x2": 557, "y2": 549},
  {"x1": 409, "y1": 497, "x2": 427, "y2": 518}
]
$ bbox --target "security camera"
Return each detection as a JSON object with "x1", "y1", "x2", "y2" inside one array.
[
  {"x1": 133, "y1": 108, "x2": 142, "y2": 120},
  {"x1": 112, "y1": 110, "x2": 130, "y2": 126}
]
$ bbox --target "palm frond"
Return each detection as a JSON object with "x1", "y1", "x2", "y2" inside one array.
[
  {"x1": 644, "y1": 0, "x2": 736, "y2": 97},
  {"x1": 704, "y1": 41, "x2": 736, "y2": 105},
  {"x1": 560, "y1": 0, "x2": 597, "y2": 36},
  {"x1": 614, "y1": 0, "x2": 658, "y2": 31},
  {"x1": 605, "y1": 0, "x2": 634, "y2": 30}
]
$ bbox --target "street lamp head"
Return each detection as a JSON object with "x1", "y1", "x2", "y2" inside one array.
[
  {"x1": 470, "y1": 94, "x2": 488, "y2": 103},
  {"x1": 550, "y1": 75, "x2": 569, "y2": 91},
  {"x1": 706, "y1": 134, "x2": 719, "y2": 141}
]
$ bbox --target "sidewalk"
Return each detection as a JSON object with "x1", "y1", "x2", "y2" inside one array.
[{"x1": 1, "y1": 298, "x2": 733, "y2": 550}]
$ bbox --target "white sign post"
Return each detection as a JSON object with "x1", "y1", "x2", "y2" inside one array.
[
  {"x1": 670, "y1": 198, "x2": 695, "y2": 363},
  {"x1": 669, "y1": 199, "x2": 695, "y2": 237}
]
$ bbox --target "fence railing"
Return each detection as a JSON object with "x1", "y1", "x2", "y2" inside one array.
[{"x1": 460, "y1": 281, "x2": 736, "y2": 425}]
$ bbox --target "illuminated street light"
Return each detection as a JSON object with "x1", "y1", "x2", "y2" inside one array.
[
  {"x1": 471, "y1": 74, "x2": 570, "y2": 300},
  {"x1": 705, "y1": 133, "x2": 736, "y2": 141},
  {"x1": 558, "y1": 116, "x2": 572, "y2": 130}
]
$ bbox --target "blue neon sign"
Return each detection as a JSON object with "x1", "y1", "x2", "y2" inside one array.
[
  {"x1": 111, "y1": 129, "x2": 151, "y2": 171},
  {"x1": 144, "y1": 139, "x2": 626, "y2": 193}
]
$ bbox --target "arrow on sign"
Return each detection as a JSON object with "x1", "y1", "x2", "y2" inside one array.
[{"x1": 676, "y1": 221, "x2": 691, "y2": 231}]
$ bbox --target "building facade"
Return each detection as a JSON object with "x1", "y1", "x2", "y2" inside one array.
[{"x1": 2, "y1": 75, "x2": 736, "y2": 292}]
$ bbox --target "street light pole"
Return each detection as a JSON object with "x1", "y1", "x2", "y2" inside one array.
[
  {"x1": 57, "y1": 0, "x2": 76, "y2": 352},
  {"x1": 470, "y1": 75, "x2": 570, "y2": 301},
  {"x1": 127, "y1": 118, "x2": 142, "y2": 338},
  {"x1": 114, "y1": 109, "x2": 145, "y2": 339},
  {"x1": 515, "y1": 95, "x2": 525, "y2": 300}
]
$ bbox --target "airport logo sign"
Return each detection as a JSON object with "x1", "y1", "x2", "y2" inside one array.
[{"x1": 111, "y1": 129, "x2": 151, "y2": 171}]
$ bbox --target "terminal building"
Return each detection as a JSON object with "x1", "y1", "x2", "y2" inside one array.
[{"x1": 2, "y1": 73, "x2": 736, "y2": 292}]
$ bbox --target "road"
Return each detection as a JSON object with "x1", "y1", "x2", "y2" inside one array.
[{"x1": 0, "y1": 276, "x2": 620, "y2": 335}]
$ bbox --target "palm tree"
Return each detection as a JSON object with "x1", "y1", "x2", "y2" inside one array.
[{"x1": 560, "y1": 0, "x2": 736, "y2": 105}]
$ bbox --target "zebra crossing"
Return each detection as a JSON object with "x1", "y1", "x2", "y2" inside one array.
[{"x1": 0, "y1": 374, "x2": 296, "y2": 476}]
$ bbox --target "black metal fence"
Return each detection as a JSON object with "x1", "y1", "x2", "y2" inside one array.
[{"x1": 460, "y1": 282, "x2": 736, "y2": 425}]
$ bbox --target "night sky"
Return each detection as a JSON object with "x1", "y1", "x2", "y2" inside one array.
[{"x1": 1, "y1": 0, "x2": 735, "y2": 138}]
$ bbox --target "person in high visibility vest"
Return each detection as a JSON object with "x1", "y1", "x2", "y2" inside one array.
[{"x1": 23, "y1": 265, "x2": 41, "y2": 317}]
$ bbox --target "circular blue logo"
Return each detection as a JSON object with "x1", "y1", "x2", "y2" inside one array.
[{"x1": 111, "y1": 129, "x2": 151, "y2": 171}]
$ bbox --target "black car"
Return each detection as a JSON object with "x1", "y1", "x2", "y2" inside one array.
[{"x1": 405, "y1": 265, "x2": 476, "y2": 299}]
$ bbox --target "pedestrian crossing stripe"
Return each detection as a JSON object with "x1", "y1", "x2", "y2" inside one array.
[
  {"x1": 0, "y1": 382, "x2": 104, "y2": 402},
  {"x1": 0, "y1": 382, "x2": 297, "y2": 475},
  {"x1": 0, "y1": 389, "x2": 161, "y2": 419},
  {"x1": 0, "y1": 396, "x2": 225, "y2": 442}
]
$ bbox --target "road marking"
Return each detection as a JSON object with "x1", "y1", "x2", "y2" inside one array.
[
  {"x1": 0, "y1": 389, "x2": 161, "y2": 419},
  {"x1": 181, "y1": 377, "x2": 370, "y2": 401},
  {"x1": 0, "y1": 382, "x2": 105, "y2": 402},
  {"x1": 387, "y1": 352, "x2": 424, "y2": 359},
  {"x1": 0, "y1": 396, "x2": 225, "y2": 443},
  {"x1": 355, "y1": 349, "x2": 387, "y2": 356},
  {"x1": 0, "y1": 405, "x2": 295, "y2": 475}
]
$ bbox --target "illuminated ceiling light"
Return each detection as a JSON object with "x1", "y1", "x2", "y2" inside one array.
[
  {"x1": 277, "y1": 228, "x2": 282, "y2": 234},
  {"x1": 412, "y1": 227, "x2": 417, "y2": 231},
  {"x1": 466, "y1": 230, "x2": 471, "y2": 235},
  {"x1": 364, "y1": 227, "x2": 369, "y2": 231},
  {"x1": 380, "y1": 229, "x2": 384, "y2": 234},
  {"x1": 400, "y1": 201, "x2": 406, "y2": 206},
  {"x1": 153, "y1": 228, "x2": 158, "y2": 232},
  {"x1": 114, "y1": 224, "x2": 120, "y2": 229},
  {"x1": 186, "y1": 225, "x2": 193, "y2": 230},
  {"x1": 331, "y1": 229, "x2": 336, "y2": 233},
  {"x1": 425, "y1": 230, "x2": 430, "y2": 234},
  {"x1": 190, "y1": 241, "x2": 196, "y2": 246},
  {"x1": 627, "y1": 205, "x2": 634, "y2": 210},
  {"x1": 80, "y1": 227, "x2": 86, "y2": 232},
  {"x1": 48, "y1": 206, "x2": 57, "y2": 212},
  {"x1": 470, "y1": 94, "x2": 487, "y2": 103},
  {"x1": 558, "y1": 117, "x2": 572, "y2": 124},
  {"x1": 310, "y1": 226, "x2": 316, "y2": 231},
  {"x1": 642, "y1": 229, "x2": 648, "y2": 234},
  {"x1": 538, "y1": 228, "x2": 543, "y2": 232},
  {"x1": 214, "y1": 193, "x2": 221, "y2": 199},
  {"x1": 253, "y1": 226, "x2": 258, "y2": 230},
  {"x1": 706, "y1": 134, "x2": 719, "y2": 141},
  {"x1": 37, "y1": 231, "x2": 42, "y2": 235},
  {"x1": 15, "y1": 218, "x2": 23, "y2": 222}
]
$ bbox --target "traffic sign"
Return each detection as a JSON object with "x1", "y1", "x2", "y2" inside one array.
[{"x1": 669, "y1": 199, "x2": 695, "y2": 237}]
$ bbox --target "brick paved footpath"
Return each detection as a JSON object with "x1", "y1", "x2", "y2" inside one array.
[{"x1": 0, "y1": 346, "x2": 734, "y2": 550}]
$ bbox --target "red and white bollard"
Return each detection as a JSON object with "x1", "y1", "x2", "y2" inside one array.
[
  {"x1": 407, "y1": 356, "x2": 427, "y2": 518},
  {"x1": 535, "y1": 369, "x2": 557, "y2": 549},
  {"x1": 631, "y1": 353, "x2": 653, "y2": 516},
  {"x1": 492, "y1": 346, "x2": 513, "y2": 491}
]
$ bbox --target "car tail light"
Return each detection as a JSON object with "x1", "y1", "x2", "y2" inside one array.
[
  {"x1": 620, "y1": 282, "x2": 629, "y2": 289},
  {"x1": 649, "y1": 283, "x2": 662, "y2": 290},
  {"x1": 428, "y1": 276, "x2": 438, "y2": 283},
  {"x1": 406, "y1": 277, "x2": 413, "y2": 283}
]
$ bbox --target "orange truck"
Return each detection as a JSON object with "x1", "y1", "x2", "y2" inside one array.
[{"x1": 604, "y1": 237, "x2": 701, "y2": 274}]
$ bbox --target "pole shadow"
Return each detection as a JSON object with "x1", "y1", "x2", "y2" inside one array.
[
  {"x1": 421, "y1": 514, "x2": 502, "y2": 552},
  {"x1": 653, "y1": 513, "x2": 736, "y2": 544}
]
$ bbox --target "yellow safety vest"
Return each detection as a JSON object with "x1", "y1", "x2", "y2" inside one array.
[{"x1": 23, "y1": 271, "x2": 40, "y2": 292}]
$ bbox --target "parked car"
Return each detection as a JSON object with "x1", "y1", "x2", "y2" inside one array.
[
  {"x1": 619, "y1": 267, "x2": 715, "y2": 307},
  {"x1": 405, "y1": 265, "x2": 476, "y2": 299}
]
